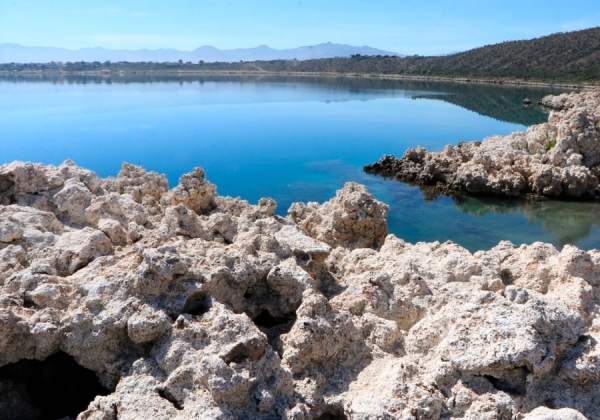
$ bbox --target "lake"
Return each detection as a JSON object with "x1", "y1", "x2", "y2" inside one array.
[{"x1": 1, "y1": 74, "x2": 597, "y2": 252}]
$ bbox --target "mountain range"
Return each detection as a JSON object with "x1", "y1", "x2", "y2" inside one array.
[
  {"x1": 0, "y1": 42, "x2": 403, "y2": 63},
  {"x1": 226, "y1": 27, "x2": 600, "y2": 84}
]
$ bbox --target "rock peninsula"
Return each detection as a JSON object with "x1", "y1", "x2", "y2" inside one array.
[
  {"x1": 1, "y1": 160, "x2": 600, "y2": 419},
  {"x1": 364, "y1": 89, "x2": 600, "y2": 198}
]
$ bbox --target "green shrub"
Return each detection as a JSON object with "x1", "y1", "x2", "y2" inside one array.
[{"x1": 545, "y1": 140, "x2": 557, "y2": 151}]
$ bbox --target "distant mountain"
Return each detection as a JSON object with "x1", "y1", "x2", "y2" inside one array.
[
  {"x1": 0, "y1": 42, "x2": 403, "y2": 63},
  {"x1": 235, "y1": 27, "x2": 600, "y2": 84}
]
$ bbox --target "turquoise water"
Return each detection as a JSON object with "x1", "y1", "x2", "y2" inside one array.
[{"x1": 1, "y1": 75, "x2": 597, "y2": 252}]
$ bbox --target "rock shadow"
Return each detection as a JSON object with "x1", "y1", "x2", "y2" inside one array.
[
  {"x1": 251, "y1": 309, "x2": 297, "y2": 356},
  {"x1": 0, "y1": 351, "x2": 111, "y2": 420}
]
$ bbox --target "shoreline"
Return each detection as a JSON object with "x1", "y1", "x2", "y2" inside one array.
[
  {"x1": 1, "y1": 69, "x2": 597, "y2": 89},
  {"x1": 364, "y1": 89, "x2": 600, "y2": 199}
]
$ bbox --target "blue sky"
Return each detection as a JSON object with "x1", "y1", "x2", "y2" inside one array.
[{"x1": 0, "y1": 0, "x2": 598, "y2": 55}]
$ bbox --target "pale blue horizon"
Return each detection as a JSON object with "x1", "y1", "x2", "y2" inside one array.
[{"x1": 0, "y1": 0, "x2": 599, "y2": 55}]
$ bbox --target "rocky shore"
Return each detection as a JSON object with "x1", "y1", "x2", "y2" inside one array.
[
  {"x1": 1, "y1": 161, "x2": 600, "y2": 419},
  {"x1": 364, "y1": 90, "x2": 600, "y2": 198}
]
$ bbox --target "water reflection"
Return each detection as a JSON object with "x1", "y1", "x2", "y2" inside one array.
[
  {"x1": 414, "y1": 88, "x2": 554, "y2": 126},
  {"x1": 452, "y1": 193, "x2": 600, "y2": 247},
  {"x1": 0, "y1": 74, "x2": 568, "y2": 126}
]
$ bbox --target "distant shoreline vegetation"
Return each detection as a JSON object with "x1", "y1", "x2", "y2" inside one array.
[
  {"x1": 1, "y1": 27, "x2": 599, "y2": 85},
  {"x1": 0, "y1": 66, "x2": 595, "y2": 90}
]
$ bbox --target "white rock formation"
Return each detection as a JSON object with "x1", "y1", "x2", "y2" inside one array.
[
  {"x1": 0, "y1": 159, "x2": 599, "y2": 420},
  {"x1": 365, "y1": 89, "x2": 600, "y2": 198}
]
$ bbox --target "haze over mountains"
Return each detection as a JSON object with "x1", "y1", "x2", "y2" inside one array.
[{"x1": 0, "y1": 42, "x2": 403, "y2": 63}]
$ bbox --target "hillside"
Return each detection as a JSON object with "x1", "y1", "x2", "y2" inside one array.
[
  {"x1": 247, "y1": 27, "x2": 600, "y2": 83},
  {"x1": 410, "y1": 26, "x2": 600, "y2": 81}
]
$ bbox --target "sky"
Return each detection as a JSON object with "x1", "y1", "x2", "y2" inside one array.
[{"x1": 0, "y1": 0, "x2": 599, "y2": 55}]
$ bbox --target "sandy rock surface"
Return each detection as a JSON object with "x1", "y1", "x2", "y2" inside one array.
[
  {"x1": 0, "y1": 159, "x2": 599, "y2": 420},
  {"x1": 364, "y1": 89, "x2": 600, "y2": 198}
]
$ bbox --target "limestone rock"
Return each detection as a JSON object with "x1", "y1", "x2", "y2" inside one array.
[
  {"x1": 103, "y1": 162, "x2": 169, "y2": 203},
  {"x1": 0, "y1": 160, "x2": 599, "y2": 419},
  {"x1": 365, "y1": 89, "x2": 600, "y2": 198},
  {"x1": 97, "y1": 218, "x2": 127, "y2": 245},
  {"x1": 127, "y1": 304, "x2": 172, "y2": 344},
  {"x1": 160, "y1": 167, "x2": 217, "y2": 215},
  {"x1": 0, "y1": 159, "x2": 101, "y2": 206},
  {"x1": 54, "y1": 178, "x2": 95, "y2": 227},
  {"x1": 34, "y1": 228, "x2": 110, "y2": 278},
  {"x1": 0, "y1": 219, "x2": 23, "y2": 243},
  {"x1": 523, "y1": 407, "x2": 588, "y2": 420},
  {"x1": 288, "y1": 182, "x2": 389, "y2": 249}
]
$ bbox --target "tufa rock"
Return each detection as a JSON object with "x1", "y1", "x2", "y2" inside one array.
[
  {"x1": 365, "y1": 89, "x2": 600, "y2": 198},
  {"x1": 0, "y1": 160, "x2": 598, "y2": 419}
]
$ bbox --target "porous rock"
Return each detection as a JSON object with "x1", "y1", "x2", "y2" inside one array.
[
  {"x1": 365, "y1": 89, "x2": 600, "y2": 198},
  {"x1": 160, "y1": 167, "x2": 217, "y2": 214},
  {"x1": 0, "y1": 160, "x2": 598, "y2": 419},
  {"x1": 289, "y1": 182, "x2": 389, "y2": 249}
]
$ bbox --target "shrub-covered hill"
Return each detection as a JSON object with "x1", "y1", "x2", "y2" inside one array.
[{"x1": 252, "y1": 27, "x2": 600, "y2": 83}]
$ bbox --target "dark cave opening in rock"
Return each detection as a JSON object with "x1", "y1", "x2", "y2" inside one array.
[
  {"x1": 483, "y1": 368, "x2": 527, "y2": 396},
  {"x1": 23, "y1": 297, "x2": 38, "y2": 309},
  {"x1": 317, "y1": 407, "x2": 348, "y2": 420},
  {"x1": 182, "y1": 291, "x2": 211, "y2": 316},
  {"x1": 253, "y1": 311, "x2": 295, "y2": 329},
  {"x1": 251, "y1": 310, "x2": 296, "y2": 356},
  {"x1": 500, "y1": 268, "x2": 514, "y2": 285},
  {"x1": 0, "y1": 352, "x2": 111, "y2": 420},
  {"x1": 0, "y1": 174, "x2": 16, "y2": 205},
  {"x1": 157, "y1": 388, "x2": 183, "y2": 410}
]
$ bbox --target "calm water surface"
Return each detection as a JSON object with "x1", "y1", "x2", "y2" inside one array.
[{"x1": 1, "y1": 75, "x2": 596, "y2": 252}]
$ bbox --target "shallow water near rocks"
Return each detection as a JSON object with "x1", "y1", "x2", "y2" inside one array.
[{"x1": 1, "y1": 74, "x2": 597, "y2": 252}]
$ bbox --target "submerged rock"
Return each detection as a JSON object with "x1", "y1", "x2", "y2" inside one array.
[
  {"x1": 365, "y1": 89, "x2": 600, "y2": 198},
  {"x1": 0, "y1": 160, "x2": 599, "y2": 419}
]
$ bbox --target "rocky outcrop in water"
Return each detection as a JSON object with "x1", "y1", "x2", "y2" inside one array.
[
  {"x1": 1, "y1": 160, "x2": 600, "y2": 419},
  {"x1": 364, "y1": 89, "x2": 600, "y2": 198},
  {"x1": 538, "y1": 91, "x2": 600, "y2": 111}
]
